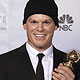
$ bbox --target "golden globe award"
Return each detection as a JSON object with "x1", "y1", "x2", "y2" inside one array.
[
  {"x1": 63, "y1": 50, "x2": 80, "y2": 69},
  {"x1": 59, "y1": 50, "x2": 80, "y2": 76}
]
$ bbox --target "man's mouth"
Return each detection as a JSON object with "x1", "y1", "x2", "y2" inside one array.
[
  {"x1": 35, "y1": 34, "x2": 46, "y2": 37},
  {"x1": 33, "y1": 34, "x2": 46, "y2": 39}
]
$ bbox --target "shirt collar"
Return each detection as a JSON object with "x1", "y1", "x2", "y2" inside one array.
[{"x1": 26, "y1": 42, "x2": 53, "y2": 58}]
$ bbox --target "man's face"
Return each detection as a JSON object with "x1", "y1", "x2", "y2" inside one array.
[{"x1": 24, "y1": 14, "x2": 57, "y2": 52}]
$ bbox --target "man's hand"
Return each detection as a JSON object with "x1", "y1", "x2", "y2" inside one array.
[{"x1": 52, "y1": 63, "x2": 75, "y2": 80}]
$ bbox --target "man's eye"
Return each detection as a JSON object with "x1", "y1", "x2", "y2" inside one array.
[{"x1": 44, "y1": 21, "x2": 51, "y2": 24}]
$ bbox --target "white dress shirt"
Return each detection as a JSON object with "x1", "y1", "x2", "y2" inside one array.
[{"x1": 26, "y1": 42, "x2": 53, "y2": 80}]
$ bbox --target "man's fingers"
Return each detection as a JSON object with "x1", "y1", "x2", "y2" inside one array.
[
  {"x1": 54, "y1": 68, "x2": 73, "y2": 79},
  {"x1": 52, "y1": 63, "x2": 75, "y2": 80},
  {"x1": 52, "y1": 71, "x2": 67, "y2": 80},
  {"x1": 58, "y1": 63, "x2": 75, "y2": 79}
]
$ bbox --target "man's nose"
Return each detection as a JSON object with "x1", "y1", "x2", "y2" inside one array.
[{"x1": 37, "y1": 23, "x2": 44, "y2": 31}]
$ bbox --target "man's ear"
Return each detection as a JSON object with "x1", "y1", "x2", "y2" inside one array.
[
  {"x1": 55, "y1": 26, "x2": 58, "y2": 30},
  {"x1": 23, "y1": 24, "x2": 27, "y2": 30}
]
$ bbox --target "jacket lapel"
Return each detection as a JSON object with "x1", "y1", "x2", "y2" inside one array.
[
  {"x1": 17, "y1": 43, "x2": 37, "y2": 80},
  {"x1": 53, "y1": 46, "x2": 67, "y2": 69},
  {"x1": 51, "y1": 46, "x2": 67, "y2": 80}
]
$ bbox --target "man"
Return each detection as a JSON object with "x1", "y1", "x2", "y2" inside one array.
[{"x1": 0, "y1": 0, "x2": 80, "y2": 80}]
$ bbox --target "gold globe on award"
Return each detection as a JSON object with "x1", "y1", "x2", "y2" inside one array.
[{"x1": 63, "y1": 50, "x2": 80, "y2": 69}]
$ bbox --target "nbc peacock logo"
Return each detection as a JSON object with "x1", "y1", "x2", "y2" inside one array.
[{"x1": 59, "y1": 14, "x2": 74, "y2": 31}]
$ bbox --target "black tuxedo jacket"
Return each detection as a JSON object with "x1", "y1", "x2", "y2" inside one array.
[{"x1": 0, "y1": 43, "x2": 80, "y2": 80}]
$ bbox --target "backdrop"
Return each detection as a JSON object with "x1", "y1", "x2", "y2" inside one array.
[{"x1": 0, "y1": 0, "x2": 80, "y2": 54}]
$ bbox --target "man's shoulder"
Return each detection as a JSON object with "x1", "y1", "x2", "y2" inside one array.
[
  {"x1": 0, "y1": 43, "x2": 26, "y2": 60},
  {"x1": 53, "y1": 45, "x2": 67, "y2": 62},
  {"x1": 53, "y1": 45, "x2": 67, "y2": 55}
]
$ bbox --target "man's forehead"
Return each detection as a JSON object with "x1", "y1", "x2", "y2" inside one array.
[{"x1": 27, "y1": 14, "x2": 53, "y2": 21}]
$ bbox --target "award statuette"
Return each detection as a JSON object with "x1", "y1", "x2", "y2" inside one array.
[
  {"x1": 58, "y1": 50, "x2": 80, "y2": 76},
  {"x1": 63, "y1": 50, "x2": 80, "y2": 69}
]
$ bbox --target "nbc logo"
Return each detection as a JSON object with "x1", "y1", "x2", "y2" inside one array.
[{"x1": 59, "y1": 14, "x2": 74, "y2": 31}]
